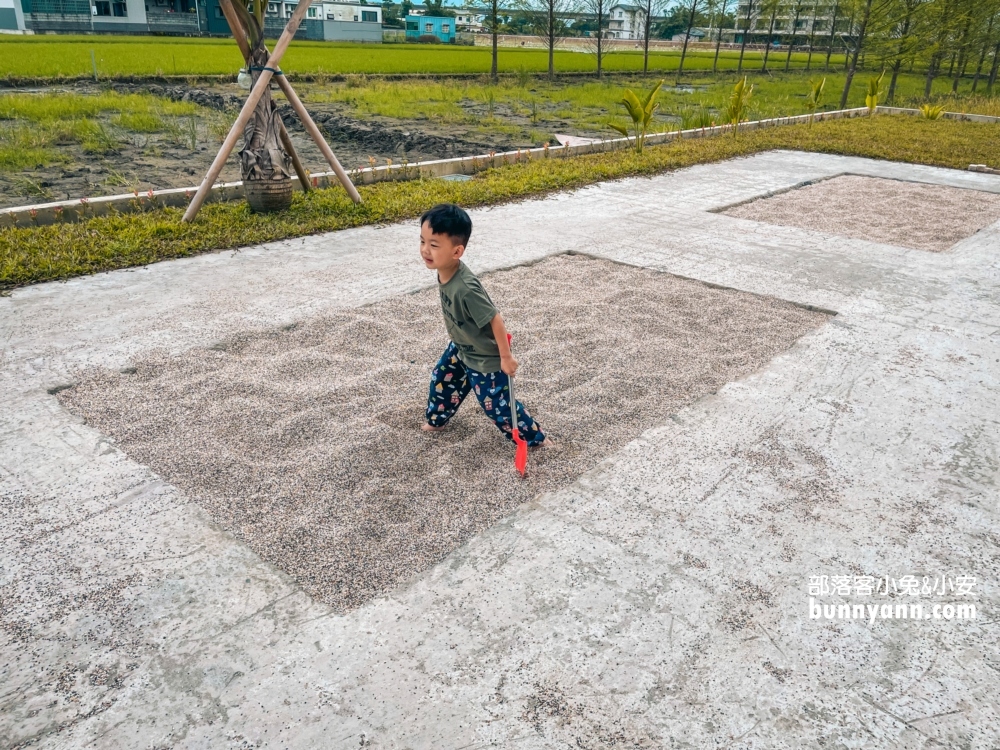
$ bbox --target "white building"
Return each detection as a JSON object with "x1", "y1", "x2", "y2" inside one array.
[
  {"x1": 608, "y1": 3, "x2": 645, "y2": 40},
  {"x1": 733, "y1": 1, "x2": 845, "y2": 42},
  {"x1": 269, "y1": 0, "x2": 381, "y2": 22},
  {"x1": 454, "y1": 10, "x2": 483, "y2": 31}
]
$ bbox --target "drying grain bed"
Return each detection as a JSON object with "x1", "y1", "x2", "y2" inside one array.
[
  {"x1": 60, "y1": 255, "x2": 828, "y2": 611},
  {"x1": 722, "y1": 174, "x2": 1000, "y2": 252}
]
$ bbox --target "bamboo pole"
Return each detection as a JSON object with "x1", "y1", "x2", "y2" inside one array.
[
  {"x1": 279, "y1": 127, "x2": 311, "y2": 192},
  {"x1": 217, "y1": 0, "x2": 310, "y2": 194},
  {"x1": 219, "y1": 0, "x2": 251, "y2": 59},
  {"x1": 273, "y1": 76, "x2": 361, "y2": 203},
  {"x1": 182, "y1": 0, "x2": 311, "y2": 223}
]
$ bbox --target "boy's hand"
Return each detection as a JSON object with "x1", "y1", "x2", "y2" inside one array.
[{"x1": 501, "y1": 354, "x2": 518, "y2": 377}]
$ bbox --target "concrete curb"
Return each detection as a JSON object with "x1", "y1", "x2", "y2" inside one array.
[{"x1": 2, "y1": 104, "x2": 993, "y2": 228}]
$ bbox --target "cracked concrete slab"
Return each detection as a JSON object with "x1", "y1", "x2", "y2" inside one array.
[{"x1": 2, "y1": 150, "x2": 999, "y2": 749}]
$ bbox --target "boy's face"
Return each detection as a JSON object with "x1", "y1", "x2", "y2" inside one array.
[{"x1": 420, "y1": 221, "x2": 465, "y2": 271}]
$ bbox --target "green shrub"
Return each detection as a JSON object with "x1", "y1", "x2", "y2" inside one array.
[{"x1": 919, "y1": 103, "x2": 944, "y2": 120}]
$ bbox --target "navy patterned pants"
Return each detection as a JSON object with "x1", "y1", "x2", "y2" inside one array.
[{"x1": 426, "y1": 342, "x2": 546, "y2": 446}]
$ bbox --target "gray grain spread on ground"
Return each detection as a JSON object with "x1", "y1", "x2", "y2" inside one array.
[
  {"x1": 722, "y1": 174, "x2": 1000, "y2": 252},
  {"x1": 59, "y1": 255, "x2": 828, "y2": 611}
]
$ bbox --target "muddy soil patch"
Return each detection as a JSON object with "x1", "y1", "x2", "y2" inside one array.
[
  {"x1": 59, "y1": 255, "x2": 828, "y2": 611},
  {"x1": 113, "y1": 83, "x2": 495, "y2": 158},
  {"x1": 722, "y1": 174, "x2": 1000, "y2": 252},
  {"x1": 1, "y1": 83, "x2": 512, "y2": 209}
]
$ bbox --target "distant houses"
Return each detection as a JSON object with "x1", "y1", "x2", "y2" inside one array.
[
  {"x1": 8, "y1": 0, "x2": 680, "y2": 42},
  {"x1": 671, "y1": 27, "x2": 705, "y2": 43},
  {"x1": 13, "y1": 0, "x2": 382, "y2": 39}
]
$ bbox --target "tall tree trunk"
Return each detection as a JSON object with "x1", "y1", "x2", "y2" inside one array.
[
  {"x1": 713, "y1": 0, "x2": 729, "y2": 73},
  {"x1": 642, "y1": 0, "x2": 652, "y2": 75},
  {"x1": 888, "y1": 57, "x2": 903, "y2": 104},
  {"x1": 839, "y1": 0, "x2": 873, "y2": 109},
  {"x1": 737, "y1": 0, "x2": 754, "y2": 73},
  {"x1": 548, "y1": 4, "x2": 556, "y2": 79},
  {"x1": 806, "y1": 1, "x2": 818, "y2": 70},
  {"x1": 924, "y1": 53, "x2": 941, "y2": 97},
  {"x1": 760, "y1": 7, "x2": 777, "y2": 72},
  {"x1": 925, "y1": 0, "x2": 954, "y2": 98},
  {"x1": 596, "y1": 5, "x2": 604, "y2": 79},
  {"x1": 785, "y1": 2, "x2": 802, "y2": 71},
  {"x1": 490, "y1": 0, "x2": 498, "y2": 82},
  {"x1": 887, "y1": 4, "x2": 915, "y2": 104},
  {"x1": 952, "y1": 14, "x2": 973, "y2": 92},
  {"x1": 843, "y1": 7, "x2": 856, "y2": 71},
  {"x1": 988, "y1": 40, "x2": 1000, "y2": 92},
  {"x1": 825, "y1": 2, "x2": 839, "y2": 70},
  {"x1": 677, "y1": 0, "x2": 700, "y2": 81}
]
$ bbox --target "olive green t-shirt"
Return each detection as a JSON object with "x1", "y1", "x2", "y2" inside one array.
[{"x1": 438, "y1": 261, "x2": 501, "y2": 373}]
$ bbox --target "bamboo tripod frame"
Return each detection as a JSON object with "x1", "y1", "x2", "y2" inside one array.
[{"x1": 181, "y1": 0, "x2": 361, "y2": 223}]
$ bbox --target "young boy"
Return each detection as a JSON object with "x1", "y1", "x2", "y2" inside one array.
[{"x1": 419, "y1": 203, "x2": 549, "y2": 447}]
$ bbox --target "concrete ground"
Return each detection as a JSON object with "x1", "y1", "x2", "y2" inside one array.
[{"x1": 2, "y1": 151, "x2": 998, "y2": 749}]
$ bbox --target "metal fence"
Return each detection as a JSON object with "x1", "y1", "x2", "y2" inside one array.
[{"x1": 146, "y1": 11, "x2": 201, "y2": 34}]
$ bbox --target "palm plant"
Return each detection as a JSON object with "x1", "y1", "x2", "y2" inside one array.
[
  {"x1": 726, "y1": 76, "x2": 754, "y2": 136},
  {"x1": 227, "y1": 0, "x2": 293, "y2": 210},
  {"x1": 919, "y1": 103, "x2": 945, "y2": 119},
  {"x1": 865, "y1": 71, "x2": 886, "y2": 117},
  {"x1": 805, "y1": 77, "x2": 827, "y2": 127},
  {"x1": 609, "y1": 79, "x2": 664, "y2": 154}
]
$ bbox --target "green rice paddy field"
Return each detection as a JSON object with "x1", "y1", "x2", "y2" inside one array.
[
  {"x1": 308, "y1": 72, "x2": 1000, "y2": 130},
  {"x1": 1, "y1": 35, "x2": 847, "y2": 79}
]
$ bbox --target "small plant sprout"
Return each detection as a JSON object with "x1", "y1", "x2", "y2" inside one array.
[
  {"x1": 919, "y1": 103, "x2": 945, "y2": 120},
  {"x1": 726, "y1": 76, "x2": 754, "y2": 136},
  {"x1": 866, "y1": 71, "x2": 886, "y2": 117},
  {"x1": 609, "y1": 79, "x2": 664, "y2": 155},
  {"x1": 806, "y1": 77, "x2": 826, "y2": 127}
]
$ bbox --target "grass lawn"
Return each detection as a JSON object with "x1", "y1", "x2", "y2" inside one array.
[
  {"x1": 1, "y1": 35, "x2": 849, "y2": 79},
  {"x1": 2, "y1": 116, "x2": 998, "y2": 292},
  {"x1": 0, "y1": 91, "x2": 206, "y2": 172},
  {"x1": 7, "y1": 69, "x2": 995, "y2": 188},
  {"x1": 306, "y1": 71, "x2": 1000, "y2": 137}
]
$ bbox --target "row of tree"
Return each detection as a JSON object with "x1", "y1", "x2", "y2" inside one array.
[
  {"x1": 382, "y1": 0, "x2": 1000, "y2": 101},
  {"x1": 730, "y1": 0, "x2": 1000, "y2": 106}
]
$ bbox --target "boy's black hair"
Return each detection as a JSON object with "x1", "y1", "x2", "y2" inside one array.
[{"x1": 420, "y1": 203, "x2": 472, "y2": 247}]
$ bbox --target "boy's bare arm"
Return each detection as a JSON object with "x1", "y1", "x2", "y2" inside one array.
[{"x1": 490, "y1": 313, "x2": 518, "y2": 377}]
